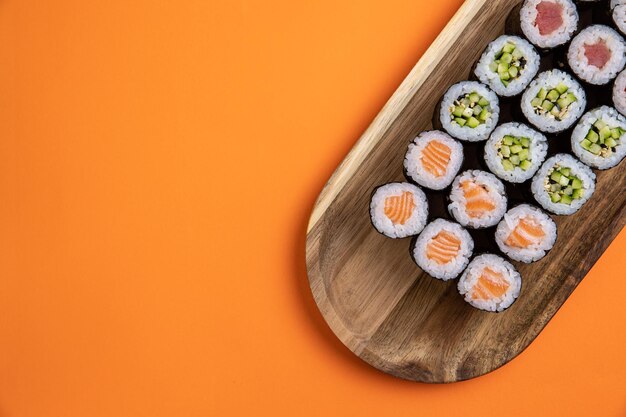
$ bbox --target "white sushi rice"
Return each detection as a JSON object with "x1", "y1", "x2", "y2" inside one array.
[
  {"x1": 520, "y1": 0, "x2": 579, "y2": 49},
  {"x1": 567, "y1": 25, "x2": 626, "y2": 85},
  {"x1": 495, "y1": 204, "x2": 557, "y2": 263},
  {"x1": 457, "y1": 254, "x2": 522, "y2": 312},
  {"x1": 531, "y1": 154, "x2": 596, "y2": 215},
  {"x1": 521, "y1": 70, "x2": 586, "y2": 133},
  {"x1": 439, "y1": 81, "x2": 500, "y2": 142},
  {"x1": 370, "y1": 182, "x2": 428, "y2": 238},
  {"x1": 475, "y1": 35, "x2": 540, "y2": 96},
  {"x1": 484, "y1": 122, "x2": 548, "y2": 183},
  {"x1": 613, "y1": 70, "x2": 626, "y2": 116},
  {"x1": 571, "y1": 106, "x2": 626, "y2": 169},
  {"x1": 411, "y1": 219, "x2": 474, "y2": 281},
  {"x1": 404, "y1": 131, "x2": 464, "y2": 190},
  {"x1": 612, "y1": 0, "x2": 626, "y2": 35},
  {"x1": 448, "y1": 170, "x2": 508, "y2": 228}
]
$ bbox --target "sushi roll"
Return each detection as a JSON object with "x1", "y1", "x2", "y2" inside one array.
[
  {"x1": 518, "y1": 0, "x2": 579, "y2": 49},
  {"x1": 571, "y1": 106, "x2": 626, "y2": 169},
  {"x1": 474, "y1": 35, "x2": 541, "y2": 97},
  {"x1": 521, "y1": 70, "x2": 586, "y2": 133},
  {"x1": 404, "y1": 131, "x2": 464, "y2": 190},
  {"x1": 495, "y1": 204, "x2": 557, "y2": 263},
  {"x1": 531, "y1": 154, "x2": 596, "y2": 215},
  {"x1": 484, "y1": 122, "x2": 548, "y2": 183},
  {"x1": 457, "y1": 254, "x2": 522, "y2": 312},
  {"x1": 567, "y1": 25, "x2": 626, "y2": 85},
  {"x1": 448, "y1": 170, "x2": 508, "y2": 229},
  {"x1": 411, "y1": 219, "x2": 474, "y2": 281},
  {"x1": 611, "y1": 0, "x2": 626, "y2": 35},
  {"x1": 613, "y1": 69, "x2": 626, "y2": 115},
  {"x1": 439, "y1": 81, "x2": 500, "y2": 142},
  {"x1": 370, "y1": 182, "x2": 428, "y2": 238}
]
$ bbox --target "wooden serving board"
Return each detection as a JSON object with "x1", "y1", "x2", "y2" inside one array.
[{"x1": 305, "y1": 0, "x2": 626, "y2": 383}]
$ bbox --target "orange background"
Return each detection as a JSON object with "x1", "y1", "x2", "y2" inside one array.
[{"x1": 0, "y1": 0, "x2": 624, "y2": 416}]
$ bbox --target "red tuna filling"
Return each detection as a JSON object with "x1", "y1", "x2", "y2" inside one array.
[
  {"x1": 584, "y1": 40, "x2": 611, "y2": 69},
  {"x1": 535, "y1": 1, "x2": 564, "y2": 36}
]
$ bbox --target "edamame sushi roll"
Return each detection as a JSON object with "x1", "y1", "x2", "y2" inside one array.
[
  {"x1": 410, "y1": 219, "x2": 474, "y2": 281},
  {"x1": 571, "y1": 106, "x2": 626, "y2": 169},
  {"x1": 370, "y1": 182, "x2": 428, "y2": 238},
  {"x1": 567, "y1": 25, "x2": 626, "y2": 85},
  {"x1": 404, "y1": 131, "x2": 464, "y2": 190},
  {"x1": 521, "y1": 70, "x2": 586, "y2": 133},
  {"x1": 519, "y1": 0, "x2": 579, "y2": 49},
  {"x1": 611, "y1": 0, "x2": 626, "y2": 35},
  {"x1": 495, "y1": 204, "x2": 557, "y2": 263},
  {"x1": 457, "y1": 254, "x2": 522, "y2": 312},
  {"x1": 448, "y1": 170, "x2": 508, "y2": 229},
  {"x1": 531, "y1": 154, "x2": 596, "y2": 215},
  {"x1": 439, "y1": 81, "x2": 500, "y2": 142},
  {"x1": 613, "y1": 69, "x2": 626, "y2": 115},
  {"x1": 474, "y1": 36, "x2": 540, "y2": 96},
  {"x1": 484, "y1": 122, "x2": 548, "y2": 183}
]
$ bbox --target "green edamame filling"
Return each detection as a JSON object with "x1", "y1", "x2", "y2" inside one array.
[
  {"x1": 450, "y1": 92, "x2": 491, "y2": 128},
  {"x1": 579, "y1": 119, "x2": 624, "y2": 158},
  {"x1": 544, "y1": 165, "x2": 584, "y2": 205},
  {"x1": 489, "y1": 42, "x2": 526, "y2": 87},
  {"x1": 530, "y1": 82, "x2": 577, "y2": 121},
  {"x1": 497, "y1": 135, "x2": 532, "y2": 171}
]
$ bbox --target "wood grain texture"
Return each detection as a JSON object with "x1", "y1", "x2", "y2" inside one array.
[{"x1": 305, "y1": 0, "x2": 626, "y2": 383}]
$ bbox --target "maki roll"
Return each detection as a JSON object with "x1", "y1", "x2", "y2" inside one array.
[
  {"x1": 474, "y1": 35, "x2": 541, "y2": 96},
  {"x1": 519, "y1": 0, "x2": 579, "y2": 49},
  {"x1": 531, "y1": 154, "x2": 596, "y2": 214},
  {"x1": 567, "y1": 25, "x2": 626, "y2": 85},
  {"x1": 484, "y1": 122, "x2": 548, "y2": 183},
  {"x1": 439, "y1": 81, "x2": 500, "y2": 142},
  {"x1": 521, "y1": 69, "x2": 586, "y2": 133},
  {"x1": 404, "y1": 131, "x2": 464, "y2": 190},
  {"x1": 611, "y1": 0, "x2": 626, "y2": 35},
  {"x1": 571, "y1": 105, "x2": 626, "y2": 169},
  {"x1": 369, "y1": 182, "x2": 428, "y2": 238},
  {"x1": 613, "y1": 69, "x2": 626, "y2": 115},
  {"x1": 411, "y1": 219, "x2": 474, "y2": 281},
  {"x1": 495, "y1": 204, "x2": 557, "y2": 263},
  {"x1": 457, "y1": 254, "x2": 522, "y2": 312},
  {"x1": 448, "y1": 170, "x2": 508, "y2": 228}
]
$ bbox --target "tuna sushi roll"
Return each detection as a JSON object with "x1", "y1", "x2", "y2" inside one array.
[
  {"x1": 370, "y1": 182, "x2": 428, "y2": 238},
  {"x1": 521, "y1": 70, "x2": 586, "y2": 133},
  {"x1": 571, "y1": 106, "x2": 626, "y2": 169},
  {"x1": 613, "y1": 69, "x2": 626, "y2": 115},
  {"x1": 448, "y1": 170, "x2": 508, "y2": 228},
  {"x1": 567, "y1": 25, "x2": 626, "y2": 85},
  {"x1": 411, "y1": 219, "x2": 474, "y2": 281},
  {"x1": 404, "y1": 131, "x2": 464, "y2": 190},
  {"x1": 474, "y1": 35, "x2": 541, "y2": 96},
  {"x1": 531, "y1": 154, "x2": 596, "y2": 214},
  {"x1": 439, "y1": 81, "x2": 500, "y2": 142},
  {"x1": 484, "y1": 122, "x2": 548, "y2": 183},
  {"x1": 495, "y1": 204, "x2": 557, "y2": 263},
  {"x1": 519, "y1": 0, "x2": 579, "y2": 49},
  {"x1": 611, "y1": 0, "x2": 626, "y2": 35},
  {"x1": 457, "y1": 254, "x2": 522, "y2": 312}
]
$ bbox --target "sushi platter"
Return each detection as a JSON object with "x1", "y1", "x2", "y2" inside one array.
[{"x1": 305, "y1": 0, "x2": 626, "y2": 382}]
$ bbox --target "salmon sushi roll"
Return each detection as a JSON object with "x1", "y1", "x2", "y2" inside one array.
[
  {"x1": 518, "y1": 0, "x2": 579, "y2": 49},
  {"x1": 457, "y1": 254, "x2": 522, "y2": 312},
  {"x1": 370, "y1": 182, "x2": 428, "y2": 238},
  {"x1": 531, "y1": 154, "x2": 596, "y2": 215},
  {"x1": 613, "y1": 69, "x2": 626, "y2": 116},
  {"x1": 495, "y1": 204, "x2": 557, "y2": 263},
  {"x1": 411, "y1": 219, "x2": 474, "y2": 280},
  {"x1": 404, "y1": 131, "x2": 464, "y2": 190},
  {"x1": 571, "y1": 106, "x2": 626, "y2": 169},
  {"x1": 567, "y1": 25, "x2": 626, "y2": 85},
  {"x1": 448, "y1": 170, "x2": 508, "y2": 229}
]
